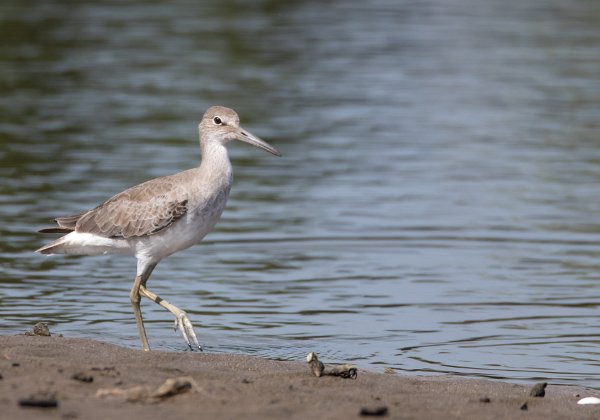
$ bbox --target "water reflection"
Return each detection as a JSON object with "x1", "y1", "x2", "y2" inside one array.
[{"x1": 1, "y1": 0, "x2": 600, "y2": 388}]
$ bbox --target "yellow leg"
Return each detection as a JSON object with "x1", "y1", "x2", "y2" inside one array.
[
  {"x1": 129, "y1": 262, "x2": 156, "y2": 351},
  {"x1": 139, "y1": 284, "x2": 202, "y2": 351}
]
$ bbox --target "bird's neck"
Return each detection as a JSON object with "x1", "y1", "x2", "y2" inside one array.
[{"x1": 198, "y1": 141, "x2": 233, "y2": 184}]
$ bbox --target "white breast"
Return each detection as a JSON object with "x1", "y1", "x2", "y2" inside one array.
[{"x1": 132, "y1": 182, "x2": 231, "y2": 262}]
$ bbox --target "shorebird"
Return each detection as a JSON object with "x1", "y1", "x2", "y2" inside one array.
[{"x1": 36, "y1": 105, "x2": 281, "y2": 351}]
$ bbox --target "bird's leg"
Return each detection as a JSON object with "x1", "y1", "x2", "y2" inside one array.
[
  {"x1": 139, "y1": 281, "x2": 202, "y2": 351},
  {"x1": 129, "y1": 262, "x2": 157, "y2": 351}
]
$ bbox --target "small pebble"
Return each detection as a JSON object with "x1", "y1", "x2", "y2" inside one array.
[
  {"x1": 360, "y1": 406, "x2": 388, "y2": 417},
  {"x1": 71, "y1": 373, "x2": 93, "y2": 383},
  {"x1": 306, "y1": 352, "x2": 324, "y2": 377},
  {"x1": 18, "y1": 392, "x2": 58, "y2": 408},
  {"x1": 520, "y1": 402, "x2": 528, "y2": 411},
  {"x1": 577, "y1": 397, "x2": 600, "y2": 405},
  {"x1": 32, "y1": 322, "x2": 51, "y2": 336},
  {"x1": 529, "y1": 382, "x2": 547, "y2": 397},
  {"x1": 326, "y1": 364, "x2": 357, "y2": 379}
]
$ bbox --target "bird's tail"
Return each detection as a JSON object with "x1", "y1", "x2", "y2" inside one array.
[{"x1": 36, "y1": 237, "x2": 67, "y2": 255}]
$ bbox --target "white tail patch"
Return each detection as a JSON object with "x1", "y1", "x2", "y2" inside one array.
[{"x1": 37, "y1": 232, "x2": 132, "y2": 256}]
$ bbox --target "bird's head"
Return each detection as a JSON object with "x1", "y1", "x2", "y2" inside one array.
[{"x1": 199, "y1": 106, "x2": 281, "y2": 156}]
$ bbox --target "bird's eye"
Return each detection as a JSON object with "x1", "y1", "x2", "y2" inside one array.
[{"x1": 213, "y1": 116, "x2": 222, "y2": 125}]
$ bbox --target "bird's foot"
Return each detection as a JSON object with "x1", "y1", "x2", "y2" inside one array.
[{"x1": 173, "y1": 312, "x2": 202, "y2": 351}]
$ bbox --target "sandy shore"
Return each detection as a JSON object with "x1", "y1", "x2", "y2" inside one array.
[{"x1": 0, "y1": 334, "x2": 598, "y2": 419}]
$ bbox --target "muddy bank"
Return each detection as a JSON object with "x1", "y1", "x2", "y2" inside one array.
[{"x1": 0, "y1": 335, "x2": 598, "y2": 419}]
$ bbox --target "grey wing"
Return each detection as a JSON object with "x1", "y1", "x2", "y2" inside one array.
[{"x1": 74, "y1": 178, "x2": 188, "y2": 239}]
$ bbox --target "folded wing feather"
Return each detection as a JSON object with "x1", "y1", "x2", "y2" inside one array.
[{"x1": 42, "y1": 177, "x2": 189, "y2": 239}]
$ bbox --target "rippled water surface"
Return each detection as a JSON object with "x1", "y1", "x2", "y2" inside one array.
[{"x1": 1, "y1": 0, "x2": 600, "y2": 388}]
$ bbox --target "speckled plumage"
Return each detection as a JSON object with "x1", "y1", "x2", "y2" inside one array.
[{"x1": 72, "y1": 180, "x2": 189, "y2": 239}]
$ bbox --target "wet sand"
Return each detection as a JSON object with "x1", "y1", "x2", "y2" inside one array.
[{"x1": 0, "y1": 334, "x2": 598, "y2": 419}]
